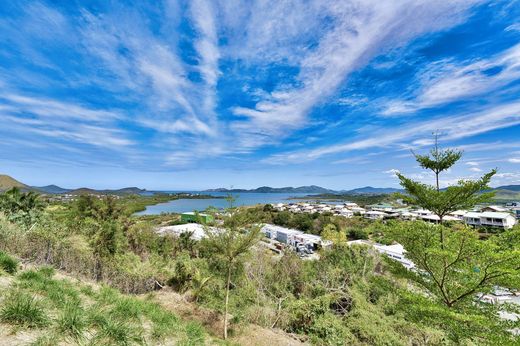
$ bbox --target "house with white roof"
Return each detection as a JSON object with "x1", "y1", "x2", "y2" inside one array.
[
  {"x1": 420, "y1": 214, "x2": 461, "y2": 223},
  {"x1": 350, "y1": 207, "x2": 366, "y2": 214},
  {"x1": 157, "y1": 223, "x2": 219, "y2": 240},
  {"x1": 338, "y1": 208, "x2": 354, "y2": 218},
  {"x1": 481, "y1": 205, "x2": 508, "y2": 213},
  {"x1": 449, "y1": 210, "x2": 467, "y2": 220},
  {"x1": 364, "y1": 210, "x2": 386, "y2": 220},
  {"x1": 344, "y1": 202, "x2": 359, "y2": 208},
  {"x1": 347, "y1": 240, "x2": 414, "y2": 269},
  {"x1": 464, "y1": 211, "x2": 517, "y2": 229}
]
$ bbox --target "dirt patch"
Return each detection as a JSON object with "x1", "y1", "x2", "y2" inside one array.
[
  {"x1": 0, "y1": 323, "x2": 41, "y2": 346},
  {"x1": 148, "y1": 288, "x2": 307, "y2": 346},
  {"x1": 232, "y1": 324, "x2": 307, "y2": 346}
]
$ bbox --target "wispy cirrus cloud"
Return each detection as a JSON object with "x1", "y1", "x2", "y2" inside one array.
[
  {"x1": 382, "y1": 43, "x2": 520, "y2": 116},
  {"x1": 229, "y1": 0, "x2": 482, "y2": 148},
  {"x1": 264, "y1": 100, "x2": 520, "y2": 164}
]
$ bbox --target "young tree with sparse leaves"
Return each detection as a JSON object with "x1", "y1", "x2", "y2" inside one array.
[
  {"x1": 397, "y1": 135, "x2": 496, "y2": 244},
  {"x1": 203, "y1": 211, "x2": 260, "y2": 339}
]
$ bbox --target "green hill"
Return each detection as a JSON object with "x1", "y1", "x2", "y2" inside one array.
[{"x1": 0, "y1": 174, "x2": 29, "y2": 191}]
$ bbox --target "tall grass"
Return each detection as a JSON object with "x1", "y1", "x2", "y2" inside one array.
[
  {"x1": 89, "y1": 312, "x2": 145, "y2": 346},
  {"x1": 0, "y1": 290, "x2": 48, "y2": 328},
  {"x1": 16, "y1": 268, "x2": 80, "y2": 308},
  {"x1": 0, "y1": 250, "x2": 18, "y2": 274},
  {"x1": 56, "y1": 301, "x2": 86, "y2": 341}
]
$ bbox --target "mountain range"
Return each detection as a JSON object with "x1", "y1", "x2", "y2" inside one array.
[
  {"x1": 0, "y1": 174, "x2": 145, "y2": 195},
  {"x1": 1, "y1": 174, "x2": 520, "y2": 198}
]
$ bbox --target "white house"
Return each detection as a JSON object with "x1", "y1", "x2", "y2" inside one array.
[
  {"x1": 420, "y1": 214, "x2": 461, "y2": 223},
  {"x1": 374, "y1": 243, "x2": 415, "y2": 269},
  {"x1": 364, "y1": 210, "x2": 386, "y2": 220},
  {"x1": 350, "y1": 207, "x2": 366, "y2": 214},
  {"x1": 481, "y1": 205, "x2": 508, "y2": 213},
  {"x1": 338, "y1": 208, "x2": 354, "y2": 218},
  {"x1": 449, "y1": 210, "x2": 467, "y2": 220},
  {"x1": 347, "y1": 240, "x2": 414, "y2": 269},
  {"x1": 464, "y1": 211, "x2": 517, "y2": 229}
]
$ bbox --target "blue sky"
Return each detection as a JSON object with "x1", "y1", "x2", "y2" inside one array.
[{"x1": 1, "y1": 0, "x2": 519, "y2": 190}]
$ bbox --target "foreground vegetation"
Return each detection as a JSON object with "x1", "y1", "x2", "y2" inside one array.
[{"x1": 0, "y1": 262, "x2": 209, "y2": 345}]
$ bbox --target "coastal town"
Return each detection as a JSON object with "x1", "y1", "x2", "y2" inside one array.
[{"x1": 272, "y1": 201, "x2": 520, "y2": 229}]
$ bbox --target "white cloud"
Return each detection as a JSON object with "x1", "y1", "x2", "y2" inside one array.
[
  {"x1": 509, "y1": 158, "x2": 520, "y2": 163},
  {"x1": 384, "y1": 168, "x2": 400, "y2": 175},
  {"x1": 466, "y1": 161, "x2": 479, "y2": 166},
  {"x1": 230, "y1": 0, "x2": 481, "y2": 148},
  {"x1": 469, "y1": 167, "x2": 482, "y2": 172},
  {"x1": 264, "y1": 100, "x2": 520, "y2": 164},
  {"x1": 190, "y1": 0, "x2": 220, "y2": 128},
  {"x1": 382, "y1": 42, "x2": 520, "y2": 115}
]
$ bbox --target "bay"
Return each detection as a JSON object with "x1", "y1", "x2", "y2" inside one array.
[{"x1": 135, "y1": 192, "x2": 318, "y2": 215}]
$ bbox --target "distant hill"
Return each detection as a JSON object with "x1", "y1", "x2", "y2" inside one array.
[
  {"x1": 0, "y1": 174, "x2": 29, "y2": 191},
  {"x1": 495, "y1": 185, "x2": 520, "y2": 192},
  {"x1": 205, "y1": 185, "x2": 404, "y2": 194},
  {"x1": 69, "y1": 187, "x2": 146, "y2": 195},
  {"x1": 343, "y1": 186, "x2": 403, "y2": 195},
  {"x1": 205, "y1": 185, "x2": 336, "y2": 194},
  {"x1": 33, "y1": 184, "x2": 71, "y2": 194}
]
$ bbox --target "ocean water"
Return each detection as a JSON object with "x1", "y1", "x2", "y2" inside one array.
[{"x1": 135, "y1": 192, "x2": 318, "y2": 215}]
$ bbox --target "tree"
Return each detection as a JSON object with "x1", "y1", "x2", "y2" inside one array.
[
  {"x1": 321, "y1": 224, "x2": 346, "y2": 244},
  {"x1": 397, "y1": 136, "x2": 495, "y2": 245},
  {"x1": 0, "y1": 187, "x2": 44, "y2": 228},
  {"x1": 390, "y1": 135, "x2": 520, "y2": 308},
  {"x1": 391, "y1": 221, "x2": 520, "y2": 307},
  {"x1": 203, "y1": 213, "x2": 260, "y2": 339}
]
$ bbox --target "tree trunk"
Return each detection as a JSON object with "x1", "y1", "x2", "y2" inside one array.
[
  {"x1": 439, "y1": 216, "x2": 444, "y2": 249},
  {"x1": 224, "y1": 264, "x2": 232, "y2": 340}
]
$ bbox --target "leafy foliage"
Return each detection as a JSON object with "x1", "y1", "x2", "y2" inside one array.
[
  {"x1": 397, "y1": 137, "x2": 496, "y2": 222},
  {"x1": 0, "y1": 250, "x2": 18, "y2": 274},
  {"x1": 390, "y1": 221, "x2": 520, "y2": 307}
]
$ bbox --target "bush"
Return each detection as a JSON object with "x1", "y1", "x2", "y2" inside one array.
[
  {"x1": 0, "y1": 251, "x2": 18, "y2": 274},
  {"x1": 0, "y1": 290, "x2": 48, "y2": 328},
  {"x1": 56, "y1": 301, "x2": 86, "y2": 341}
]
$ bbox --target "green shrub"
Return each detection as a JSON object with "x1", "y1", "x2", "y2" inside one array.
[
  {"x1": 0, "y1": 251, "x2": 18, "y2": 274},
  {"x1": 183, "y1": 321, "x2": 205, "y2": 345},
  {"x1": 0, "y1": 290, "x2": 48, "y2": 328},
  {"x1": 17, "y1": 269, "x2": 80, "y2": 307},
  {"x1": 56, "y1": 301, "x2": 86, "y2": 341},
  {"x1": 91, "y1": 314, "x2": 144, "y2": 345}
]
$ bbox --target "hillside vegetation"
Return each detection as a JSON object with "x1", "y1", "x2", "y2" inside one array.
[{"x1": 0, "y1": 175, "x2": 28, "y2": 191}]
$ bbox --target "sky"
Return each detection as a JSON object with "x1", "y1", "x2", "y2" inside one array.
[{"x1": 0, "y1": 0, "x2": 519, "y2": 190}]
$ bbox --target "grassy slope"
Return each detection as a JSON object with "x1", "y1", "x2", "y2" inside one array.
[
  {"x1": 0, "y1": 265, "x2": 215, "y2": 346},
  {"x1": 0, "y1": 261, "x2": 302, "y2": 346}
]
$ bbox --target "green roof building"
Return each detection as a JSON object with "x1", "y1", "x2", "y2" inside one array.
[{"x1": 181, "y1": 212, "x2": 214, "y2": 224}]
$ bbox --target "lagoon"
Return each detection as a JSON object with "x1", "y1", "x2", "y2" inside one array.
[{"x1": 136, "y1": 192, "x2": 317, "y2": 215}]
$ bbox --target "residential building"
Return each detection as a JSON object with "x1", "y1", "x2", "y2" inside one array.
[
  {"x1": 481, "y1": 205, "x2": 508, "y2": 213},
  {"x1": 463, "y1": 211, "x2": 517, "y2": 229},
  {"x1": 364, "y1": 210, "x2": 386, "y2": 220},
  {"x1": 180, "y1": 212, "x2": 214, "y2": 224},
  {"x1": 367, "y1": 203, "x2": 394, "y2": 212},
  {"x1": 347, "y1": 240, "x2": 414, "y2": 269}
]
